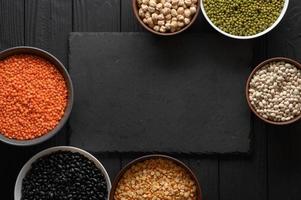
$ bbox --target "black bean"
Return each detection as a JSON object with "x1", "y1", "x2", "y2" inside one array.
[{"x1": 21, "y1": 151, "x2": 108, "y2": 200}]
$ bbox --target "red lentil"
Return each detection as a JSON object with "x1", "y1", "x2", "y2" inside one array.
[{"x1": 0, "y1": 54, "x2": 68, "y2": 140}]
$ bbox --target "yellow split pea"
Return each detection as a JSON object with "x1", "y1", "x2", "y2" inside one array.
[{"x1": 114, "y1": 158, "x2": 198, "y2": 200}]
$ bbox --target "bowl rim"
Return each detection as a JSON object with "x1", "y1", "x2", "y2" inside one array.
[
  {"x1": 201, "y1": 0, "x2": 290, "y2": 39},
  {"x1": 109, "y1": 154, "x2": 203, "y2": 200},
  {"x1": 14, "y1": 146, "x2": 112, "y2": 200},
  {"x1": 0, "y1": 46, "x2": 74, "y2": 146},
  {"x1": 132, "y1": 0, "x2": 201, "y2": 36},
  {"x1": 246, "y1": 57, "x2": 301, "y2": 125}
]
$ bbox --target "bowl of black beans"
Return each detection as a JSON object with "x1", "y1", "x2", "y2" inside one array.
[{"x1": 14, "y1": 146, "x2": 111, "y2": 200}]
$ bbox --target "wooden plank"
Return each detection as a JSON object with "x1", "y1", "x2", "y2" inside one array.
[
  {"x1": 25, "y1": 0, "x2": 72, "y2": 66},
  {"x1": 0, "y1": 0, "x2": 24, "y2": 49},
  {"x1": 219, "y1": 118, "x2": 268, "y2": 200},
  {"x1": 286, "y1": 124, "x2": 301, "y2": 199},
  {"x1": 266, "y1": 0, "x2": 301, "y2": 199},
  {"x1": 94, "y1": 153, "x2": 121, "y2": 182},
  {"x1": 188, "y1": 158, "x2": 219, "y2": 200},
  {"x1": 121, "y1": 0, "x2": 145, "y2": 32},
  {"x1": 0, "y1": 0, "x2": 25, "y2": 198},
  {"x1": 267, "y1": 125, "x2": 291, "y2": 200},
  {"x1": 73, "y1": 0, "x2": 120, "y2": 32}
]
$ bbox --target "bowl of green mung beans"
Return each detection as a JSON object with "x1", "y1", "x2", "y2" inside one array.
[{"x1": 201, "y1": 0, "x2": 289, "y2": 39}]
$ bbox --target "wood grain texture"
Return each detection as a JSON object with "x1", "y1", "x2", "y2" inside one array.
[
  {"x1": 94, "y1": 153, "x2": 121, "y2": 182},
  {"x1": 0, "y1": 145, "x2": 38, "y2": 199},
  {"x1": 266, "y1": 0, "x2": 301, "y2": 199},
  {"x1": 25, "y1": 0, "x2": 72, "y2": 66},
  {"x1": 219, "y1": 119, "x2": 267, "y2": 200},
  {"x1": 121, "y1": 0, "x2": 145, "y2": 32},
  {"x1": 0, "y1": 0, "x2": 25, "y2": 198},
  {"x1": 188, "y1": 158, "x2": 219, "y2": 200},
  {"x1": 188, "y1": 7, "x2": 215, "y2": 33},
  {"x1": 0, "y1": 0, "x2": 24, "y2": 49},
  {"x1": 73, "y1": 0, "x2": 120, "y2": 32},
  {"x1": 267, "y1": 125, "x2": 291, "y2": 200}
]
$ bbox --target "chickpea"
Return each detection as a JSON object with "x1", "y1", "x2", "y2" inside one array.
[
  {"x1": 164, "y1": 2, "x2": 172, "y2": 8},
  {"x1": 158, "y1": 20, "x2": 165, "y2": 26},
  {"x1": 160, "y1": 26, "x2": 167, "y2": 32},
  {"x1": 177, "y1": 14, "x2": 184, "y2": 21},
  {"x1": 165, "y1": 14, "x2": 172, "y2": 20},
  {"x1": 162, "y1": 7, "x2": 171, "y2": 15},
  {"x1": 177, "y1": 21, "x2": 185, "y2": 27},
  {"x1": 172, "y1": 4, "x2": 178, "y2": 9},
  {"x1": 143, "y1": 18, "x2": 148, "y2": 24},
  {"x1": 141, "y1": 4, "x2": 148, "y2": 12},
  {"x1": 170, "y1": 27, "x2": 177, "y2": 32},
  {"x1": 177, "y1": 7, "x2": 184, "y2": 14},
  {"x1": 149, "y1": 0, "x2": 156, "y2": 7},
  {"x1": 145, "y1": 11, "x2": 151, "y2": 18},
  {"x1": 171, "y1": 9, "x2": 177, "y2": 17},
  {"x1": 148, "y1": 6, "x2": 156, "y2": 13},
  {"x1": 172, "y1": 0, "x2": 179, "y2": 5},
  {"x1": 147, "y1": 17, "x2": 154, "y2": 24},
  {"x1": 184, "y1": 8, "x2": 191, "y2": 17},
  {"x1": 184, "y1": 0, "x2": 192, "y2": 6},
  {"x1": 190, "y1": 6, "x2": 197, "y2": 14},
  {"x1": 153, "y1": 25, "x2": 160, "y2": 31},
  {"x1": 172, "y1": 17, "x2": 177, "y2": 21},
  {"x1": 139, "y1": 8, "x2": 145, "y2": 17},
  {"x1": 165, "y1": 22, "x2": 171, "y2": 29},
  {"x1": 156, "y1": 3, "x2": 163, "y2": 10},
  {"x1": 157, "y1": 13, "x2": 165, "y2": 20},
  {"x1": 152, "y1": 13, "x2": 158, "y2": 20},
  {"x1": 170, "y1": 20, "x2": 178, "y2": 28},
  {"x1": 178, "y1": 0, "x2": 185, "y2": 6},
  {"x1": 184, "y1": 17, "x2": 190, "y2": 24}
]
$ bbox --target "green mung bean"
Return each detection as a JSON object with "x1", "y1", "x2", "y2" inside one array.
[{"x1": 203, "y1": 0, "x2": 285, "y2": 36}]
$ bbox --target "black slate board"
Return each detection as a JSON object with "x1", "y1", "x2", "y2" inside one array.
[{"x1": 69, "y1": 32, "x2": 253, "y2": 154}]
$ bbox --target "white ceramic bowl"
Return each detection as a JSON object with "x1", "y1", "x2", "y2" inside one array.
[
  {"x1": 201, "y1": 0, "x2": 289, "y2": 39},
  {"x1": 14, "y1": 146, "x2": 112, "y2": 200}
]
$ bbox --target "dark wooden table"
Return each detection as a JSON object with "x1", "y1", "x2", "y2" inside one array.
[{"x1": 1, "y1": 0, "x2": 301, "y2": 199}]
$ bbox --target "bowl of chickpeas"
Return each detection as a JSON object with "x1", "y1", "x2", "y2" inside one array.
[{"x1": 133, "y1": 0, "x2": 200, "y2": 35}]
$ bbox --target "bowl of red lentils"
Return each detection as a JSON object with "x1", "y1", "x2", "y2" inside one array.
[
  {"x1": 110, "y1": 154, "x2": 202, "y2": 200},
  {"x1": 0, "y1": 46, "x2": 73, "y2": 146},
  {"x1": 246, "y1": 57, "x2": 301, "y2": 125}
]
